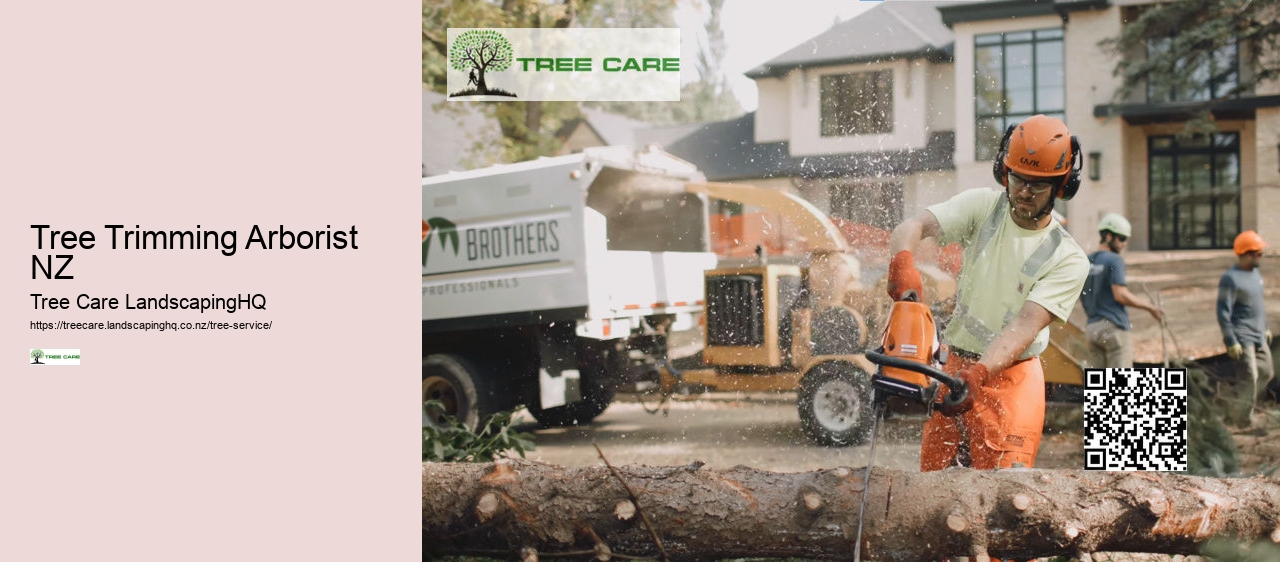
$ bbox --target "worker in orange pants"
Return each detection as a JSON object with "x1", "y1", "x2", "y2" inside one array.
[
  {"x1": 920, "y1": 351, "x2": 1045, "y2": 470},
  {"x1": 888, "y1": 115, "x2": 1090, "y2": 472}
]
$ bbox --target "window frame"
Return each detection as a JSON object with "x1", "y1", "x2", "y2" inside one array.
[
  {"x1": 1147, "y1": 132, "x2": 1240, "y2": 250},
  {"x1": 973, "y1": 28, "x2": 1065, "y2": 160},
  {"x1": 819, "y1": 69, "x2": 894, "y2": 138}
]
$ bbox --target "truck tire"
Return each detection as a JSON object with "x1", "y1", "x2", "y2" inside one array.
[
  {"x1": 798, "y1": 362, "x2": 875, "y2": 447},
  {"x1": 423, "y1": 354, "x2": 491, "y2": 432},
  {"x1": 526, "y1": 375, "x2": 616, "y2": 427}
]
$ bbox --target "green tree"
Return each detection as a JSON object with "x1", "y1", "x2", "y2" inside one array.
[
  {"x1": 30, "y1": 349, "x2": 44, "y2": 364},
  {"x1": 425, "y1": 0, "x2": 601, "y2": 162},
  {"x1": 586, "y1": 0, "x2": 742, "y2": 125},
  {"x1": 1102, "y1": 0, "x2": 1280, "y2": 134},
  {"x1": 424, "y1": 0, "x2": 691, "y2": 162},
  {"x1": 448, "y1": 29, "x2": 514, "y2": 95}
]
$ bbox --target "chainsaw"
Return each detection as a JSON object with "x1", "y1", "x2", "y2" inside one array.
[{"x1": 853, "y1": 294, "x2": 970, "y2": 562}]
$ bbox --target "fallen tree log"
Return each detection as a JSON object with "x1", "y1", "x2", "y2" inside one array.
[{"x1": 423, "y1": 459, "x2": 1280, "y2": 561}]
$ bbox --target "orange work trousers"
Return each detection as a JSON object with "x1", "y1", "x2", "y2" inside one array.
[{"x1": 921, "y1": 353, "x2": 1045, "y2": 471}]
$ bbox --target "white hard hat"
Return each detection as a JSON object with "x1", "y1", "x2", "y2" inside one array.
[{"x1": 1098, "y1": 213, "x2": 1132, "y2": 238}]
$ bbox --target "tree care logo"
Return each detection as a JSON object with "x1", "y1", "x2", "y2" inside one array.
[
  {"x1": 447, "y1": 28, "x2": 681, "y2": 102},
  {"x1": 448, "y1": 30, "x2": 516, "y2": 98},
  {"x1": 423, "y1": 217, "x2": 459, "y2": 266},
  {"x1": 30, "y1": 348, "x2": 80, "y2": 365}
]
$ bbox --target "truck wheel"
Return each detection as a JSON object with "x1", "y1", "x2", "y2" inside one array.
[
  {"x1": 798, "y1": 362, "x2": 875, "y2": 447},
  {"x1": 423, "y1": 354, "x2": 489, "y2": 432},
  {"x1": 526, "y1": 376, "x2": 616, "y2": 427}
]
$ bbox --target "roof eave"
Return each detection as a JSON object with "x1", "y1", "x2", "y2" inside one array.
[
  {"x1": 938, "y1": 0, "x2": 1108, "y2": 27},
  {"x1": 1093, "y1": 94, "x2": 1280, "y2": 125},
  {"x1": 746, "y1": 47, "x2": 954, "y2": 79}
]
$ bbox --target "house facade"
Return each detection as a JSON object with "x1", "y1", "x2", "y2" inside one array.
[
  {"x1": 670, "y1": 0, "x2": 1279, "y2": 252},
  {"x1": 665, "y1": 0, "x2": 961, "y2": 261},
  {"x1": 942, "y1": 0, "x2": 1280, "y2": 250}
]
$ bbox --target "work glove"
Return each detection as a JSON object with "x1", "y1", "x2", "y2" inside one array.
[
  {"x1": 887, "y1": 250, "x2": 923, "y2": 302},
  {"x1": 939, "y1": 363, "x2": 988, "y2": 417},
  {"x1": 1228, "y1": 343, "x2": 1243, "y2": 361}
]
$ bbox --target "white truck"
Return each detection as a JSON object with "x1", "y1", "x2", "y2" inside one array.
[{"x1": 423, "y1": 146, "x2": 717, "y2": 430}]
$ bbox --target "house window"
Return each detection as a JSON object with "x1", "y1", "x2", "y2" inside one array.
[
  {"x1": 1146, "y1": 38, "x2": 1238, "y2": 102},
  {"x1": 829, "y1": 181, "x2": 902, "y2": 232},
  {"x1": 1148, "y1": 133, "x2": 1240, "y2": 250},
  {"x1": 974, "y1": 28, "x2": 1064, "y2": 160},
  {"x1": 820, "y1": 70, "x2": 892, "y2": 137}
]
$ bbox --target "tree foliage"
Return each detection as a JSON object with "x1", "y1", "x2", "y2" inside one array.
[
  {"x1": 424, "y1": 0, "x2": 741, "y2": 163},
  {"x1": 422, "y1": 400, "x2": 536, "y2": 462},
  {"x1": 425, "y1": 0, "x2": 603, "y2": 162},
  {"x1": 585, "y1": 0, "x2": 742, "y2": 126},
  {"x1": 1102, "y1": 0, "x2": 1280, "y2": 133},
  {"x1": 447, "y1": 29, "x2": 513, "y2": 74}
]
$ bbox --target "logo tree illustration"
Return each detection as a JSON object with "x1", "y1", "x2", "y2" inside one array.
[
  {"x1": 30, "y1": 349, "x2": 45, "y2": 364},
  {"x1": 449, "y1": 30, "x2": 513, "y2": 95},
  {"x1": 423, "y1": 217, "x2": 459, "y2": 266}
]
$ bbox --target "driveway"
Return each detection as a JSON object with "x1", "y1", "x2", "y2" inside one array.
[{"x1": 512, "y1": 393, "x2": 1086, "y2": 473}]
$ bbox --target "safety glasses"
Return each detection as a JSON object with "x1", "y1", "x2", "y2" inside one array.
[{"x1": 1008, "y1": 172, "x2": 1056, "y2": 195}]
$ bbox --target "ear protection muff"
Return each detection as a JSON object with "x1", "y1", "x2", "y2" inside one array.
[
  {"x1": 991, "y1": 124, "x2": 1016, "y2": 187},
  {"x1": 991, "y1": 123, "x2": 1083, "y2": 200},
  {"x1": 1059, "y1": 135, "x2": 1082, "y2": 200}
]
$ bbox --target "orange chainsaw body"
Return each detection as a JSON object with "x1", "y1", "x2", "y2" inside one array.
[{"x1": 878, "y1": 300, "x2": 940, "y2": 391}]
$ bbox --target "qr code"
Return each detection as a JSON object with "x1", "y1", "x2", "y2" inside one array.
[{"x1": 1083, "y1": 368, "x2": 1188, "y2": 471}]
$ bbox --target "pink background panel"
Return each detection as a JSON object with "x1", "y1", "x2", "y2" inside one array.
[{"x1": 0, "y1": 2, "x2": 422, "y2": 560}]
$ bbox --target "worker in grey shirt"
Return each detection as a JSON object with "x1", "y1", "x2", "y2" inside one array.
[
  {"x1": 1080, "y1": 214, "x2": 1162, "y2": 368},
  {"x1": 1217, "y1": 230, "x2": 1274, "y2": 428}
]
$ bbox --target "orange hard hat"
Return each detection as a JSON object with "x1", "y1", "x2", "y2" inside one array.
[
  {"x1": 1004, "y1": 115, "x2": 1074, "y2": 179},
  {"x1": 1233, "y1": 230, "x2": 1266, "y2": 255}
]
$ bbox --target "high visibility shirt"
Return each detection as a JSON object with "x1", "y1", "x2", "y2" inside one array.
[{"x1": 927, "y1": 188, "x2": 1089, "y2": 359}]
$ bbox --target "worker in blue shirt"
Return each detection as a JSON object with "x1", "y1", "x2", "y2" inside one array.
[
  {"x1": 1217, "y1": 230, "x2": 1274, "y2": 428},
  {"x1": 1080, "y1": 214, "x2": 1161, "y2": 368}
]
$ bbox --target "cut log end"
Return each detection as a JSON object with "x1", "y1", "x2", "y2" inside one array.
[
  {"x1": 614, "y1": 499, "x2": 636, "y2": 521},
  {"x1": 1145, "y1": 496, "x2": 1168, "y2": 517},
  {"x1": 476, "y1": 491, "x2": 501, "y2": 522},
  {"x1": 803, "y1": 492, "x2": 823, "y2": 512},
  {"x1": 1012, "y1": 493, "x2": 1032, "y2": 511},
  {"x1": 425, "y1": 461, "x2": 1280, "y2": 560}
]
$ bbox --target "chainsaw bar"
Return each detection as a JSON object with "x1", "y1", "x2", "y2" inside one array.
[{"x1": 852, "y1": 398, "x2": 888, "y2": 562}]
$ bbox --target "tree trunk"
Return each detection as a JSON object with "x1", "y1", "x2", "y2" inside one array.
[
  {"x1": 424, "y1": 459, "x2": 1280, "y2": 561},
  {"x1": 525, "y1": 101, "x2": 542, "y2": 134}
]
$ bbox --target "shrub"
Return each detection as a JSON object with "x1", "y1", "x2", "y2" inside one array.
[{"x1": 423, "y1": 401, "x2": 536, "y2": 462}]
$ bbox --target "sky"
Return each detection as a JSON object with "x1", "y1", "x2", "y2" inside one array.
[{"x1": 676, "y1": 0, "x2": 879, "y2": 112}]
